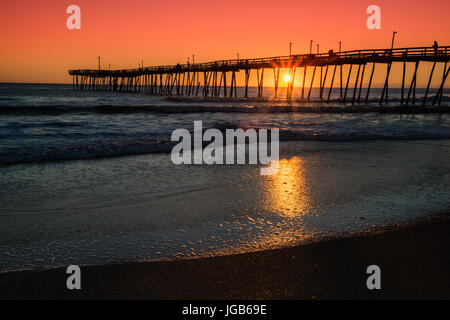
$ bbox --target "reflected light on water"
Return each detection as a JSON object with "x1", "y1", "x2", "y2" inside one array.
[
  {"x1": 175, "y1": 157, "x2": 314, "y2": 258},
  {"x1": 264, "y1": 157, "x2": 310, "y2": 218}
]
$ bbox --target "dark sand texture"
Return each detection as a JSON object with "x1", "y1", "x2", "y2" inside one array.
[{"x1": 0, "y1": 215, "x2": 448, "y2": 300}]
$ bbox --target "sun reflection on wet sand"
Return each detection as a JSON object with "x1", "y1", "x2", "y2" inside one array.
[
  {"x1": 212, "y1": 157, "x2": 314, "y2": 255},
  {"x1": 201, "y1": 157, "x2": 314, "y2": 257},
  {"x1": 264, "y1": 157, "x2": 310, "y2": 218}
]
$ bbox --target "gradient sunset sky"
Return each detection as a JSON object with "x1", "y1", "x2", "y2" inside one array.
[{"x1": 1, "y1": 0, "x2": 449, "y2": 86}]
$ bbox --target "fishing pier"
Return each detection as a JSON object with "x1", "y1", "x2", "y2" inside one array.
[{"x1": 69, "y1": 45, "x2": 450, "y2": 106}]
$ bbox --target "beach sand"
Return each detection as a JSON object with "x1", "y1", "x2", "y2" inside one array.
[{"x1": 0, "y1": 214, "x2": 448, "y2": 300}]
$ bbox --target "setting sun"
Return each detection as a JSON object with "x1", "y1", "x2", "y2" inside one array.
[{"x1": 283, "y1": 75, "x2": 291, "y2": 83}]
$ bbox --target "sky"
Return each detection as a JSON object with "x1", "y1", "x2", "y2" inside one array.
[{"x1": 0, "y1": 0, "x2": 449, "y2": 86}]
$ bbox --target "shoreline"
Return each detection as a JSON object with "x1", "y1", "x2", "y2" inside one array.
[{"x1": 1, "y1": 214, "x2": 448, "y2": 300}]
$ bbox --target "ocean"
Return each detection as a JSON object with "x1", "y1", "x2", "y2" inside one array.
[{"x1": 0, "y1": 83, "x2": 449, "y2": 272}]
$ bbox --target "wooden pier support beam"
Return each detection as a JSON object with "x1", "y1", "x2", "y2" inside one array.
[
  {"x1": 319, "y1": 67, "x2": 323, "y2": 98},
  {"x1": 165, "y1": 74, "x2": 171, "y2": 95},
  {"x1": 175, "y1": 73, "x2": 181, "y2": 95},
  {"x1": 159, "y1": 74, "x2": 163, "y2": 94},
  {"x1": 439, "y1": 61, "x2": 448, "y2": 105},
  {"x1": 307, "y1": 66, "x2": 316, "y2": 101},
  {"x1": 192, "y1": 72, "x2": 197, "y2": 95},
  {"x1": 287, "y1": 67, "x2": 291, "y2": 99},
  {"x1": 343, "y1": 64, "x2": 353, "y2": 104},
  {"x1": 380, "y1": 62, "x2": 392, "y2": 105},
  {"x1": 274, "y1": 68, "x2": 280, "y2": 99},
  {"x1": 195, "y1": 72, "x2": 201, "y2": 96},
  {"x1": 401, "y1": 62, "x2": 406, "y2": 106},
  {"x1": 286, "y1": 67, "x2": 297, "y2": 99},
  {"x1": 352, "y1": 64, "x2": 361, "y2": 105},
  {"x1": 422, "y1": 61, "x2": 436, "y2": 106},
  {"x1": 357, "y1": 64, "x2": 366, "y2": 104},
  {"x1": 223, "y1": 71, "x2": 227, "y2": 97},
  {"x1": 256, "y1": 69, "x2": 264, "y2": 98},
  {"x1": 320, "y1": 65, "x2": 329, "y2": 100},
  {"x1": 203, "y1": 72, "x2": 210, "y2": 97},
  {"x1": 432, "y1": 63, "x2": 450, "y2": 106},
  {"x1": 244, "y1": 69, "x2": 250, "y2": 98},
  {"x1": 185, "y1": 72, "x2": 190, "y2": 95},
  {"x1": 230, "y1": 71, "x2": 237, "y2": 97},
  {"x1": 218, "y1": 72, "x2": 223, "y2": 97},
  {"x1": 406, "y1": 61, "x2": 420, "y2": 106},
  {"x1": 301, "y1": 66, "x2": 307, "y2": 99},
  {"x1": 212, "y1": 72, "x2": 218, "y2": 97},
  {"x1": 170, "y1": 73, "x2": 177, "y2": 94},
  {"x1": 365, "y1": 63, "x2": 376, "y2": 104},
  {"x1": 289, "y1": 67, "x2": 296, "y2": 100},
  {"x1": 327, "y1": 65, "x2": 337, "y2": 103}
]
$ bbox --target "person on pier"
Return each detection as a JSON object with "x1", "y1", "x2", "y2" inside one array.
[{"x1": 433, "y1": 41, "x2": 439, "y2": 55}]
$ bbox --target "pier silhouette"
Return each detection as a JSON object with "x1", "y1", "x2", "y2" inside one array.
[{"x1": 69, "y1": 45, "x2": 449, "y2": 106}]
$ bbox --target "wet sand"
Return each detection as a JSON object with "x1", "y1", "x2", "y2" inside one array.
[
  {"x1": 2, "y1": 140, "x2": 450, "y2": 271},
  {"x1": 0, "y1": 214, "x2": 448, "y2": 300}
]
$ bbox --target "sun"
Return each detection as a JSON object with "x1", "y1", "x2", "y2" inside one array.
[{"x1": 283, "y1": 75, "x2": 291, "y2": 83}]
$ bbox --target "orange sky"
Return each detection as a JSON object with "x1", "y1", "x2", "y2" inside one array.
[{"x1": 0, "y1": 0, "x2": 449, "y2": 86}]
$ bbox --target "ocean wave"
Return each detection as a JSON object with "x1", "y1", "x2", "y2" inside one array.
[
  {"x1": 0, "y1": 140, "x2": 174, "y2": 166},
  {"x1": 162, "y1": 94, "x2": 450, "y2": 104},
  {"x1": 5, "y1": 121, "x2": 82, "y2": 128},
  {"x1": 0, "y1": 100, "x2": 449, "y2": 115},
  {"x1": 2, "y1": 128, "x2": 450, "y2": 166}
]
